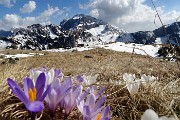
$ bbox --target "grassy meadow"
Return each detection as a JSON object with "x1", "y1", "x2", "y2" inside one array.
[{"x1": 0, "y1": 48, "x2": 180, "y2": 120}]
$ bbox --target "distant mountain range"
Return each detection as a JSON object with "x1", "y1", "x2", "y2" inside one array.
[{"x1": 0, "y1": 14, "x2": 179, "y2": 50}]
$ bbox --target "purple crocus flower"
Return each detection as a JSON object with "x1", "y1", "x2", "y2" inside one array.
[
  {"x1": 63, "y1": 84, "x2": 83, "y2": 118},
  {"x1": 77, "y1": 74, "x2": 85, "y2": 83},
  {"x1": 45, "y1": 77, "x2": 72, "y2": 118},
  {"x1": 7, "y1": 73, "x2": 51, "y2": 120},
  {"x1": 77, "y1": 93, "x2": 106, "y2": 120},
  {"x1": 89, "y1": 85, "x2": 106, "y2": 99},
  {"x1": 92, "y1": 106, "x2": 111, "y2": 120}
]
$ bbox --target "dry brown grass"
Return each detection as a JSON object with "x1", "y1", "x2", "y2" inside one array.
[{"x1": 0, "y1": 48, "x2": 180, "y2": 120}]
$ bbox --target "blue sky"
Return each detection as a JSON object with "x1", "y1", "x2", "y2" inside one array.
[{"x1": 0, "y1": 0, "x2": 180, "y2": 32}]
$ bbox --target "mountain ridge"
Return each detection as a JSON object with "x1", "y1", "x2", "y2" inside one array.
[{"x1": 0, "y1": 14, "x2": 179, "y2": 50}]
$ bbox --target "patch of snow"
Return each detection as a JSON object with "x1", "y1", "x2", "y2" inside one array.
[
  {"x1": 46, "y1": 41, "x2": 160, "y2": 58},
  {"x1": 97, "y1": 42, "x2": 160, "y2": 57},
  {"x1": 47, "y1": 26, "x2": 58, "y2": 39},
  {"x1": 87, "y1": 22, "x2": 95, "y2": 25},
  {"x1": 73, "y1": 16, "x2": 81, "y2": 20},
  {"x1": 78, "y1": 24, "x2": 83, "y2": 27},
  {"x1": 45, "y1": 47, "x2": 93, "y2": 52},
  {"x1": 155, "y1": 36, "x2": 168, "y2": 44},
  {"x1": 86, "y1": 25, "x2": 105, "y2": 36},
  {"x1": 4, "y1": 53, "x2": 44, "y2": 58},
  {"x1": 5, "y1": 54, "x2": 34, "y2": 58}
]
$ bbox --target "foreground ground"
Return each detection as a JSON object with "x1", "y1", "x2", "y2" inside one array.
[{"x1": 0, "y1": 48, "x2": 180, "y2": 120}]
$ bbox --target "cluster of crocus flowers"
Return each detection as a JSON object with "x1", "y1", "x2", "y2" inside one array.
[
  {"x1": 76, "y1": 85, "x2": 110, "y2": 120},
  {"x1": 123, "y1": 73, "x2": 158, "y2": 95},
  {"x1": 7, "y1": 67, "x2": 110, "y2": 120}
]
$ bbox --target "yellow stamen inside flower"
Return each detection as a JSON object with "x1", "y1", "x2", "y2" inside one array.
[
  {"x1": 28, "y1": 88, "x2": 36, "y2": 102},
  {"x1": 96, "y1": 113, "x2": 102, "y2": 120}
]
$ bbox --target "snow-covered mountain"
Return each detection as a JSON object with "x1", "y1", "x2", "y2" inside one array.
[
  {"x1": 60, "y1": 14, "x2": 129, "y2": 45},
  {"x1": 0, "y1": 14, "x2": 179, "y2": 50}
]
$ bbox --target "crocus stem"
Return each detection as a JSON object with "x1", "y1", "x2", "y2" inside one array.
[
  {"x1": 64, "y1": 113, "x2": 69, "y2": 120},
  {"x1": 30, "y1": 112, "x2": 37, "y2": 120},
  {"x1": 50, "y1": 111, "x2": 55, "y2": 118}
]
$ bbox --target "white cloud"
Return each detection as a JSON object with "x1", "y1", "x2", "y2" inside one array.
[
  {"x1": 39, "y1": 5, "x2": 59, "y2": 19},
  {"x1": 2, "y1": 14, "x2": 20, "y2": 29},
  {"x1": 0, "y1": 5, "x2": 65, "y2": 30},
  {"x1": 81, "y1": 0, "x2": 180, "y2": 32},
  {"x1": 0, "y1": 0, "x2": 15, "y2": 7},
  {"x1": 20, "y1": 1, "x2": 36, "y2": 13}
]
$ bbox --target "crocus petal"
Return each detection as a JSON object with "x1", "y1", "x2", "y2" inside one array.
[
  {"x1": 8, "y1": 78, "x2": 29, "y2": 104},
  {"x1": 35, "y1": 73, "x2": 46, "y2": 100},
  {"x1": 39, "y1": 84, "x2": 51, "y2": 101},
  {"x1": 30, "y1": 68, "x2": 42, "y2": 84},
  {"x1": 51, "y1": 78, "x2": 61, "y2": 90},
  {"x1": 48, "y1": 89, "x2": 58, "y2": 112},
  {"x1": 96, "y1": 87, "x2": 106, "y2": 99},
  {"x1": 62, "y1": 77, "x2": 73, "y2": 88},
  {"x1": 83, "y1": 106, "x2": 91, "y2": 118},
  {"x1": 101, "y1": 106, "x2": 110, "y2": 118},
  {"x1": 64, "y1": 85, "x2": 82, "y2": 114},
  {"x1": 23, "y1": 77, "x2": 34, "y2": 97},
  {"x1": 71, "y1": 85, "x2": 82, "y2": 102},
  {"x1": 127, "y1": 80, "x2": 140, "y2": 94},
  {"x1": 26, "y1": 101, "x2": 44, "y2": 112},
  {"x1": 64, "y1": 96, "x2": 72, "y2": 114},
  {"x1": 7, "y1": 78, "x2": 22, "y2": 93},
  {"x1": 123, "y1": 73, "x2": 136, "y2": 83},
  {"x1": 100, "y1": 117, "x2": 110, "y2": 120},
  {"x1": 141, "y1": 109, "x2": 159, "y2": 120},
  {"x1": 14, "y1": 87, "x2": 29, "y2": 104},
  {"x1": 79, "y1": 88, "x2": 90, "y2": 102},
  {"x1": 85, "y1": 93, "x2": 96, "y2": 108},
  {"x1": 76, "y1": 98, "x2": 85, "y2": 114},
  {"x1": 92, "y1": 96, "x2": 106, "y2": 112},
  {"x1": 54, "y1": 69, "x2": 61, "y2": 78},
  {"x1": 46, "y1": 68, "x2": 55, "y2": 85},
  {"x1": 57, "y1": 86, "x2": 71, "y2": 103}
]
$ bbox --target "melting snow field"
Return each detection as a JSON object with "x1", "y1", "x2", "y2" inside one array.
[
  {"x1": 98, "y1": 42, "x2": 160, "y2": 57},
  {"x1": 0, "y1": 42, "x2": 160, "y2": 59},
  {"x1": 46, "y1": 42, "x2": 160, "y2": 58}
]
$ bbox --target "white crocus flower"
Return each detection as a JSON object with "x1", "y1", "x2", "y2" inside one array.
[
  {"x1": 123, "y1": 73, "x2": 141, "y2": 95},
  {"x1": 109, "y1": 79, "x2": 121, "y2": 85},
  {"x1": 141, "y1": 74, "x2": 157, "y2": 88},
  {"x1": 30, "y1": 67, "x2": 56, "y2": 86},
  {"x1": 30, "y1": 68, "x2": 44, "y2": 85},
  {"x1": 141, "y1": 109, "x2": 175, "y2": 120},
  {"x1": 84, "y1": 74, "x2": 99, "y2": 85}
]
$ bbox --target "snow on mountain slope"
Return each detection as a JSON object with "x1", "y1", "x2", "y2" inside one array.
[
  {"x1": 86, "y1": 25, "x2": 121, "y2": 43},
  {"x1": 47, "y1": 26, "x2": 59, "y2": 39}
]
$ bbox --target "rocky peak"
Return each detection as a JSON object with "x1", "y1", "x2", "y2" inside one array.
[{"x1": 60, "y1": 14, "x2": 107, "y2": 30}]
